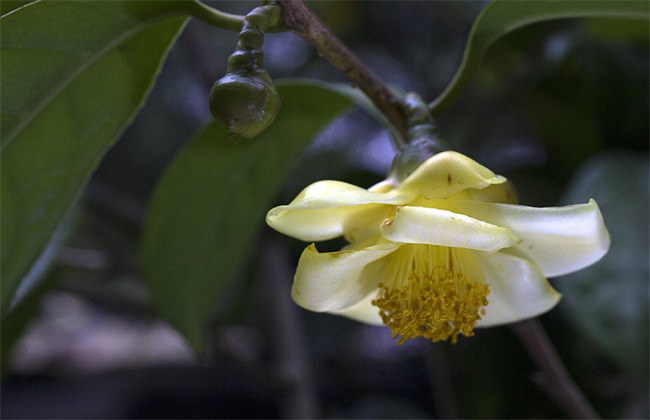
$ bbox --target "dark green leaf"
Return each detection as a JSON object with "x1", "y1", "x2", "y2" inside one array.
[
  {"x1": 7, "y1": 203, "x2": 79, "y2": 312},
  {"x1": 430, "y1": 0, "x2": 649, "y2": 115},
  {"x1": 1, "y1": 271, "x2": 59, "y2": 374},
  {"x1": 141, "y1": 81, "x2": 353, "y2": 350},
  {"x1": 559, "y1": 153, "x2": 649, "y2": 380},
  {"x1": 0, "y1": 1, "x2": 190, "y2": 312},
  {"x1": 0, "y1": 1, "x2": 34, "y2": 15},
  {"x1": 280, "y1": 78, "x2": 400, "y2": 136},
  {"x1": 281, "y1": 78, "x2": 405, "y2": 145}
]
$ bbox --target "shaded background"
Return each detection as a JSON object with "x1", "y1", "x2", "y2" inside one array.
[{"x1": 2, "y1": 1, "x2": 648, "y2": 418}]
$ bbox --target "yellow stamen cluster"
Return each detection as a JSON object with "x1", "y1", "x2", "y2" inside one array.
[{"x1": 372, "y1": 265, "x2": 490, "y2": 345}]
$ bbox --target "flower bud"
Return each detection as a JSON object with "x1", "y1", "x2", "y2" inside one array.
[
  {"x1": 388, "y1": 92, "x2": 450, "y2": 183},
  {"x1": 387, "y1": 137, "x2": 449, "y2": 183},
  {"x1": 209, "y1": 70, "x2": 280, "y2": 139},
  {"x1": 209, "y1": 4, "x2": 282, "y2": 138}
]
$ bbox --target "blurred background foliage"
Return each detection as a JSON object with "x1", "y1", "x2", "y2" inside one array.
[{"x1": 2, "y1": 1, "x2": 648, "y2": 418}]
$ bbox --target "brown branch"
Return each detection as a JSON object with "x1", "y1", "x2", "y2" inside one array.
[
  {"x1": 279, "y1": 0, "x2": 408, "y2": 140},
  {"x1": 258, "y1": 231, "x2": 320, "y2": 418},
  {"x1": 511, "y1": 318, "x2": 600, "y2": 419},
  {"x1": 424, "y1": 344, "x2": 460, "y2": 419}
]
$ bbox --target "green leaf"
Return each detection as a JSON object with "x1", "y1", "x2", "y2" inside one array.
[
  {"x1": 429, "y1": 0, "x2": 649, "y2": 115},
  {"x1": 141, "y1": 81, "x2": 353, "y2": 350},
  {"x1": 1, "y1": 270, "x2": 59, "y2": 375},
  {"x1": 558, "y1": 153, "x2": 649, "y2": 380},
  {"x1": 0, "y1": 1, "x2": 191, "y2": 313},
  {"x1": 0, "y1": 1, "x2": 34, "y2": 15},
  {"x1": 281, "y1": 78, "x2": 405, "y2": 145},
  {"x1": 7, "y1": 203, "x2": 79, "y2": 312}
]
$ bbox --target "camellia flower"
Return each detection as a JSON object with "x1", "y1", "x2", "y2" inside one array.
[{"x1": 266, "y1": 151, "x2": 610, "y2": 344}]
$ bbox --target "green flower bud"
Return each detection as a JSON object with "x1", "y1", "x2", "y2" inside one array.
[
  {"x1": 209, "y1": 70, "x2": 280, "y2": 139},
  {"x1": 387, "y1": 92, "x2": 451, "y2": 183},
  {"x1": 209, "y1": 4, "x2": 282, "y2": 139},
  {"x1": 388, "y1": 137, "x2": 448, "y2": 183}
]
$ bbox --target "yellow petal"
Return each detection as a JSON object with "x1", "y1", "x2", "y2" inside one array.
[
  {"x1": 462, "y1": 180, "x2": 519, "y2": 204},
  {"x1": 368, "y1": 179, "x2": 397, "y2": 193},
  {"x1": 291, "y1": 243, "x2": 400, "y2": 312},
  {"x1": 266, "y1": 180, "x2": 414, "y2": 242},
  {"x1": 398, "y1": 151, "x2": 506, "y2": 199},
  {"x1": 341, "y1": 206, "x2": 395, "y2": 244},
  {"x1": 445, "y1": 199, "x2": 610, "y2": 277},
  {"x1": 477, "y1": 250, "x2": 562, "y2": 327},
  {"x1": 380, "y1": 206, "x2": 520, "y2": 252},
  {"x1": 333, "y1": 290, "x2": 383, "y2": 325}
]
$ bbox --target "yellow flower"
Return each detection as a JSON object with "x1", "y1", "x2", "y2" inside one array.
[{"x1": 266, "y1": 151, "x2": 610, "y2": 344}]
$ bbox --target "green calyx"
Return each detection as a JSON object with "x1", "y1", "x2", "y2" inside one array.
[
  {"x1": 209, "y1": 4, "x2": 282, "y2": 139},
  {"x1": 387, "y1": 93, "x2": 451, "y2": 183}
]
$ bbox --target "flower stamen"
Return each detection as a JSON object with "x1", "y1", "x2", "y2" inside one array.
[{"x1": 372, "y1": 246, "x2": 490, "y2": 344}]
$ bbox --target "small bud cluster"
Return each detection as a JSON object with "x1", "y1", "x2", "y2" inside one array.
[{"x1": 209, "y1": 5, "x2": 281, "y2": 138}]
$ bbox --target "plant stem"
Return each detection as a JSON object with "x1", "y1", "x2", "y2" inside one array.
[
  {"x1": 511, "y1": 318, "x2": 600, "y2": 419},
  {"x1": 187, "y1": 1, "x2": 245, "y2": 32},
  {"x1": 424, "y1": 344, "x2": 460, "y2": 419},
  {"x1": 279, "y1": 0, "x2": 409, "y2": 139},
  {"x1": 259, "y1": 232, "x2": 320, "y2": 418}
]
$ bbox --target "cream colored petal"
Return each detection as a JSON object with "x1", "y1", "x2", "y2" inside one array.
[
  {"x1": 445, "y1": 199, "x2": 610, "y2": 277},
  {"x1": 334, "y1": 290, "x2": 383, "y2": 325},
  {"x1": 397, "y1": 151, "x2": 506, "y2": 199},
  {"x1": 266, "y1": 180, "x2": 414, "y2": 242},
  {"x1": 342, "y1": 206, "x2": 395, "y2": 244},
  {"x1": 380, "y1": 206, "x2": 520, "y2": 252},
  {"x1": 291, "y1": 243, "x2": 400, "y2": 312},
  {"x1": 477, "y1": 250, "x2": 562, "y2": 327},
  {"x1": 368, "y1": 179, "x2": 397, "y2": 193},
  {"x1": 462, "y1": 180, "x2": 519, "y2": 204}
]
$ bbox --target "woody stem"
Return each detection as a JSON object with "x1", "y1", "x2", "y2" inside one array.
[
  {"x1": 278, "y1": 0, "x2": 409, "y2": 140},
  {"x1": 511, "y1": 318, "x2": 600, "y2": 419}
]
